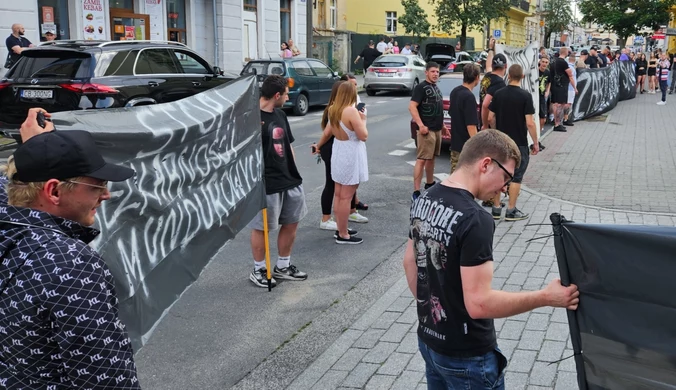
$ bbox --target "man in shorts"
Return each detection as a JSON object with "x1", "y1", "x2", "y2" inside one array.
[
  {"x1": 537, "y1": 57, "x2": 551, "y2": 131},
  {"x1": 409, "y1": 61, "x2": 449, "y2": 201},
  {"x1": 488, "y1": 64, "x2": 538, "y2": 221},
  {"x1": 248, "y1": 75, "x2": 308, "y2": 288}
]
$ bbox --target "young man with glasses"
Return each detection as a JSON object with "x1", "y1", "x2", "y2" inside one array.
[
  {"x1": 487, "y1": 64, "x2": 538, "y2": 221},
  {"x1": 404, "y1": 129, "x2": 579, "y2": 390},
  {"x1": 0, "y1": 109, "x2": 141, "y2": 388}
]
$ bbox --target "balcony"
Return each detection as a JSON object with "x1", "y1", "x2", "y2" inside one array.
[{"x1": 510, "y1": 0, "x2": 531, "y2": 14}]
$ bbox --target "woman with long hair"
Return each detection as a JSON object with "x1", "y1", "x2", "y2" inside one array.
[
  {"x1": 635, "y1": 53, "x2": 647, "y2": 94},
  {"x1": 648, "y1": 52, "x2": 658, "y2": 93},
  {"x1": 280, "y1": 42, "x2": 293, "y2": 58},
  {"x1": 328, "y1": 82, "x2": 368, "y2": 244}
]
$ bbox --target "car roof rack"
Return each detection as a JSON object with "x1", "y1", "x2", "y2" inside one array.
[{"x1": 98, "y1": 40, "x2": 188, "y2": 48}]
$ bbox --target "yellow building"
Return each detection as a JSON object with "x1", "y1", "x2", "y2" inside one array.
[
  {"x1": 668, "y1": 5, "x2": 676, "y2": 54},
  {"x1": 314, "y1": 0, "x2": 348, "y2": 31},
  {"x1": 342, "y1": 0, "x2": 534, "y2": 50}
]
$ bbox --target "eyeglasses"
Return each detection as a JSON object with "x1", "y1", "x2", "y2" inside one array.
[
  {"x1": 63, "y1": 180, "x2": 109, "y2": 191},
  {"x1": 491, "y1": 158, "x2": 514, "y2": 187}
]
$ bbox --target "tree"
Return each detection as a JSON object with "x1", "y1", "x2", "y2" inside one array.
[
  {"x1": 398, "y1": 0, "x2": 431, "y2": 44},
  {"x1": 431, "y1": 0, "x2": 510, "y2": 49},
  {"x1": 543, "y1": 0, "x2": 573, "y2": 48},
  {"x1": 578, "y1": 0, "x2": 676, "y2": 43}
]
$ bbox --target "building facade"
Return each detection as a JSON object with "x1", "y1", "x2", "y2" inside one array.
[
  {"x1": 1, "y1": 0, "x2": 307, "y2": 74},
  {"x1": 489, "y1": 0, "x2": 535, "y2": 48}
]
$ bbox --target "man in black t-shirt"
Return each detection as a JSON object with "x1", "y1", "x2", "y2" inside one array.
[
  {"x1": 537, "y1": 58, "x2": 551, "y2": 132},
  {"x1": 404, "y1": 130, "x2": 580, "y2": 389},
  {"x1": 550, "y1": 47, "x2": 577, "y2": 132},
  {"x1": 247, "y1": 75, "x2": 308, "y2": 288},
  {"x1": 449, "y1": 64, "x2": 481, "y2": 173},
  {"x1": 409, "y1": 61, "x2": 448, "y2": 201},
  {"x1": 488, "y1": 64, "x2": 538, "y2": 221},
  {"x1": 354, "y1": 41, "x2": 382, "y2": 75},
  {"x1": 4, "y1": 24, "x2": 33, "y2": 69},
  {"x1": 480, "y1": 53, "x2": 507, "y2": 130}
]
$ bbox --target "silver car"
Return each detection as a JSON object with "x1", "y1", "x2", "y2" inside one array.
[{"x1": 364, "y1": 54, "x2": 427, "y2": 96}]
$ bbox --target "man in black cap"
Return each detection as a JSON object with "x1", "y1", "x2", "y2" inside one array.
[{"x1": 0, "y1": 109, "x2": 141, "y2": 389}]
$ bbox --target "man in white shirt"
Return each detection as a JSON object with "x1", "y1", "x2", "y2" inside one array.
[
  {"x1": 401, "y1": 43, "x2": 412, "y2": 55},
  {"x1": 376, "y1": 37, "x2": 388, "y2": 53}
]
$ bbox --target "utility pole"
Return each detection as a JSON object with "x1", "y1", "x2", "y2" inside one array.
[{"x1": 306, "y1": 0, "x2": 313, "y2": 58}]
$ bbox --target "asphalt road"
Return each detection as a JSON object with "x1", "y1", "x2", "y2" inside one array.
[{"x1": 133, "y1": 91, "x2": 455, "y2": 389}]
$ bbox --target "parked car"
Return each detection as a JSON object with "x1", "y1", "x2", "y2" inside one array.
[
  {"x1": 363, "y1": 54, "x2": 427, "y2": 96},
  {"x1": 410, "y1": 73, "x2": 481, "y2": 148},
  {"x1": 423, "y1": 43, "x2": 476, "y2": 74},
  {"x1": 241, "y1": 58, "x2": 339, "y2": 115},
  {"x1": 0, "y1": 40, "x2": 236, "y2": 141},
  {"x1": 469, "y1": 51, "x2": 488, "y2": 72}
]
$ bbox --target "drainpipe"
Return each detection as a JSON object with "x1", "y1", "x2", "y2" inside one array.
[{"x1": 213, "y1": 0, "x2": 219, "y2": 67}]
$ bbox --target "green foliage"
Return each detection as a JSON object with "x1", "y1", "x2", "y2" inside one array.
[
  {"x1": 543, "y1": 0, "x2": 573, "y2": 47},
  {"x1": 431, "y1": 0, "x2": 510, "y2": 47},
  {"x1": 398, "y1": 0, "x2": 431, "y2": 44},
  {"x1": 578, "y1": 0, "x2": 676, "y2": 41}
]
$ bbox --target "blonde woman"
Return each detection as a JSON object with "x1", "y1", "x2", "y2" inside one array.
[{"x1": 328, "y1": 82, "x2": 368, "y2": 244}]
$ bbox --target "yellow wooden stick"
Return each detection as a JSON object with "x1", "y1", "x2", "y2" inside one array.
[{"x1": 262, "y1": 208, "x2": 272, "y2": 291}]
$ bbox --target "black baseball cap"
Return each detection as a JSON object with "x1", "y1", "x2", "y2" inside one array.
[
  {"x1": 13, "y1": 130, "x2": 135, "y2": 183},
  {"x1": 580, "y1": 49, "x2": 589, "y2": 55},
  {"x1": 492, "y1": 53, "x2": 507, "y2": 68}
]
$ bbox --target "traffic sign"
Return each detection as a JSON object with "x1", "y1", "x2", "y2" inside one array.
[{"x1": 494, "y1": 29, "x2": 502, "y2": 38}]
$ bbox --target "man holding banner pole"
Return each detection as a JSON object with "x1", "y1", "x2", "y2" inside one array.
[{"x1": 247, "y1": 75, "x2": 308, "y2": 288}]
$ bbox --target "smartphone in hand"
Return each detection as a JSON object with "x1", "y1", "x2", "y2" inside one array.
[{"x1": 357, "y1": 102, "x2": 366, "y2": 112}]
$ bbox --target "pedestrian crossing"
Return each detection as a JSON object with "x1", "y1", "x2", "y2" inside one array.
[{"x1": 394, "y1": 140, "x2": 450, "y2": 183}]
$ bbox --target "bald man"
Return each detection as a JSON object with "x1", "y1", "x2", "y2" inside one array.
[{"x1": 5, "y1": 24, "x2": 34, "y2": 69}]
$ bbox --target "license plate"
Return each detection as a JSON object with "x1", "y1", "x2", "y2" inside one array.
[
  {"x1": 378, "y1": 73, "x2": 394, "y2": 77},
  {"x1": 21, "y1": 89, "x2": 53, "y2": 99}
]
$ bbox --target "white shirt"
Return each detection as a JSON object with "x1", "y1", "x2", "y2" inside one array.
[
  {"x1": 401, "y1": 47, "x2": 412, "y2": 55},
  {"x1": 376, "y1": 42, "x2": 388, "y2": 53}
]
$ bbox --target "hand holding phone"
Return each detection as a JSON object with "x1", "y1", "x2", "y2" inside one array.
[{"x1": 357, "y1": 102, "x2": 366, "y2": 112}]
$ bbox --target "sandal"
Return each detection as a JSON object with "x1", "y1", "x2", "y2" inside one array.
[{"x1": 355, "y1": 201, "x2": 369, "y2": 211}]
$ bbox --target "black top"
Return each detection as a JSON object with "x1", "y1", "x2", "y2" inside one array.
[
  {"x1": 359, "y1": 47, "x2": 382, "y2": 69},
  {"x1": 260, "y1": 109, "x2": 303, "y2": 194},
  {"x1": 635, "y1": 59, "x2": 647, "y2": 71},
  {"x1": 585, "y1": 56, "x2": 599, "y2": 69},
  {"x1": 538, "y1": 69, "x2": 550, "y2": 97},
  {"x1": 552, "y1": 58, "x2": 570, "y2": 90},
  {"x1": 449, "y1": 85, "x2": 478, "y2": 152},
  {"x1": 489, "y1": 85, "x2": 535, "y2": 147},
  {"x1": 5, "y1": 35, "x2": 32, "y2": 65},
  {"x1": 479, "y1": 72, "x2": 506, "y2": 106},
  {"x1": 598, "y1": 53, "x2": 608, "y2": 67},
  {"x1": 411, "y1": 80, "x2": 444, "y2": 131},
  {"x1": 411, "y1": 185, "x2": 497, "y2": 357}
]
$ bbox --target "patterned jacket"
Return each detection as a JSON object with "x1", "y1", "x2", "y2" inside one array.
[{"x1": 0, "y1": 205, "x2": 140, "y2": 389}]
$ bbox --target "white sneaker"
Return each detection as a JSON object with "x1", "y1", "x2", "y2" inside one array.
[
  {"x1": 349, "y1": 212, "x2": 369, "y2": 223},
  {"x1": 657, "y1": 101, "x2": 667, "y2": 105},
  {"x1": 320, "y1": 218, "x2": 338, "y2": 230}
]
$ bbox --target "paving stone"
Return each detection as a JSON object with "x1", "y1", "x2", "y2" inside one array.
[
  {"x1": 396, "y1": 306, "x2": 417, "y2": 324},
  {"x1": 529, "y1": 361, "x2": 557, "y2": 387},
  {"x1": 518, "y1": 330, "x2": 546, "y2": 351},
  {"x1": 503, "y1": 284, "x2": 524, "y2": 292},
  {"x1": 554, "y1": 371, "x2": 579, "y2": 390},
  {"x1": 500, "y1": 320, "x2": 526, "y2": 340},
  {"x1": 396, "y1": 332, "x2": 418, "y2": 354},
  {"x1": 333, "y1": 348, "x2": 369, "y2": 371},
  {"x1": 386, "y1": 297, "x2": 414, "y2": 313},
  {"x1": 509, "y1": 349, "x2": 537, "y2": 373},
  {"x1": 353, "y1": 329, "x2": 386, "y2": 349},
  {"x1": 529, "y1": 265, "x2": 550, "y2": 278},
  {"x1": 391, "y1": 371, "x2": 424, "y2": 390},
  {"x1": 407, "y1": 352, "x2": 426, "y2": 372},
  {"x1": 497, "y1": 339, "x2": 519, "y2": 360},
  {"x1": 492, "y1": 277, "x2": 507, "y2": 289},
  {"x1": 362, "y1": 342, "x2": 398, "y2": 364},
  {"x1": 364, "y1": 374, "x2": 396, "y2": 390},
  {"x1": 341, "y1": 363, "x2": 380, "y2": 388},
  {"x1": 377, "y1": 352, "x2": 413, "y2": 376},
  {"x1": 525, "y1": 313, "x2": 550, "y2": 331},
  {"x1": 371, "y1": 312, "x2": 401, "y2": 330},
  {"x1": 550, "y1": 308, "x2": 568, "y2": 323},
  {"x1": 380, "y1": 323, "x2": 411, "y2": 343},
  {"x1": 315, "y1": 370, "x2": 350, "y2": 390},
  {"x1": 505, "y1": 371, "x2": 529, "y2": 390},
  {"x1": 532, "y1": 306, "x2": 554, "y2": 315},
  {"x1": 512, "y1": 312, "x2": 530, "y2": 322},
  {"x1": 523, "y1": 277, "x2": 545, "y2": 290},
  {"x1": 527, "y1": 386, "x2": 554, "y2": 390},
  {"x1": 545, "y1": 322, "x2": 570, "y2": 342},
  {"x1": 514, "y1": 261, "x2": 535, "y2": 273},
  {"x1": 537, "y1": 340, "x2": 566, "y2": 363},
  {"x1": 558, "y1": 350, "x2": 577, "y2": 372}
]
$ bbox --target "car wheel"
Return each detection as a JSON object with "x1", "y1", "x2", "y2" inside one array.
[
  {"x1": 293, "y1": 93, "x2": 309, "y2": 116},
  {"x1": 409, "y1": 79, "x2": 419, "y2": 96},
  {"x1": 366, "y1": 89, "x2": 376, "y2": 96}
]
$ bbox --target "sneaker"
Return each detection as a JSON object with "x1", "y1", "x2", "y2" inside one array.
[
  {"x1": 424, "y1": 181, "x2": 437, "y2": 190},
  {"x1": 250, "y1": 268, "x2": 277, "y2": 288},
  {"x1": 657, "y1": 101, "x2": 667, "y2": 105},
  {"x1": 412, "y1": 190, "x2": 421, "y2": 202},
  {"x1": 319, "y1": 218, "x2": 338, "y2": 231},
  {"x1": 482, "y1": 200, "x2": 506, "y2": 208},
  {"x1": 553, "y1": 125, "x2": 567, "y2": 132},
  {"x1": 336, "y1": 235, "x2": 364, "y2": 244},
  {"x1": 273, "y1": 264, "x2": 308, "y2": 281},
  {"x1": 349, "y1": 212, "x2": 369, "y2": 223},
  {"x1": 505, "y1": 208, "x2": 529, "y2": 221},
  {"x1": 563, "y1": 120, "x2": 574, "y2": 126},
  {"x1": 492, "y1": 207, "x2": 502, "y2": 220},
  {"x1": 333, "y1": 228, "x2": 358, "y2": 238}
]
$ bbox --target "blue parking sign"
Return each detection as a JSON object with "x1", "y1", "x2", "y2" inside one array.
[{"x1": 494, "y1": 30, "x2": 502, "y2": 39}]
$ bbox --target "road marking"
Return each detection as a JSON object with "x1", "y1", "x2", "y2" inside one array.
[
  {"x1": 388, "y1": 150, "x2": 409, "y2": 156},
  {"x1": 434, "y1": 173, "x2": 450, "y2": 182},
  {"x1": 288, "y1": 117, "x2": 304, "y2": 122},
  {"x1": 375, "y1": 100, "x2": 388, "y2": 104},
  {"x1": 403, "y1": 141, "x2": 416, "y2": 149},
  {"x1": 393, "y1": 97, "x2": 404, "y2": 101},
  {"x1": 406, "y1": 161, "x2": 416, "y2": 167}
]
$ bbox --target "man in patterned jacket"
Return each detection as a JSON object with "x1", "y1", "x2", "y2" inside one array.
[{"x1": 0, "y1": 109, "x2": 140, "y2": 389}]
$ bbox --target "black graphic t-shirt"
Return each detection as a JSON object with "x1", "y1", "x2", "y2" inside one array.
[
  {"x1": 479, "y1": 72, "x2": 506, "y2": 107},
  {"x1": 410, "y1": 185, "x2": 497, "y2": 357},
  {"x1": 538, "y1": 69, "x2": 550, "y2": 98},
  {"x1": 411, "y1": 80, "x2": 444, "y2": 131},
  {"x1": 552, "y1": 58, "x2": 570, "y2": 90},
  {"x1": 489, "y1": 85, "x2": 535, "y2": 147},
  {"x1": 449, "y1": 85, "x2": 478, "y2": 152},
  {"x1": 260, "y1": 108, "x2": 302, "y2": 194}
]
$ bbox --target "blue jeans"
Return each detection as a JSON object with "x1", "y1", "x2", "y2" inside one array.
[
  {"x1": 660, "y1": 80, "x2": 669, "y2": 102},
  {"x1": 418, "y1": 338, "x2": 507, "y2": 390}
]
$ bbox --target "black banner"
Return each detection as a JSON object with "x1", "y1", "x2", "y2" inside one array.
[
  {"x1": 50, "y1": 75, "x2": 266, "y2": 350},
  {"x1": 551, "y1": 213, "x2": 676, "y2": 390},
  {"x1": 571, "y1": 60, "x2": 636, "y2": 121}
]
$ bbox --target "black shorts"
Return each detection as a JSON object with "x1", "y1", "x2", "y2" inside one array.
[
  {"x1": 513, "y1": 146, "x2": 530, "y2": 183},
  {"x1": 551, "y1": 87, "x2": 568, "y2": 104},
  {"x1": 539, "y1": 96, "x2": 547, "y2": 119}
]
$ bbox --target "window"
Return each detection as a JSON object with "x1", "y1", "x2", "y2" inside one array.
[
  {"x1": 308, "y1": 60, "x2": 333, "y2": 77},
  {"x1": 280, "y1": 0, "x2": 291, "y2": 44},
  {"x1": 172, "y1": 50, "x2": 211, "y2": 74},
  {"x1": 292, "y1": 61, "x2": 314, "y2": 76},
  {"x1": 386, "y1": 11, "x2": 397, "y2": 34},
  {"x1": 135, "y1": 49, "x2": 180, "y2": 74},
  {"x1": 330, "y1": 0, "x2": 337, "y2": 30},
  {"x1": 167, "y1": 0, "x2": 187, "y2": 44},
  {"x1": 99, "y1": 50, "x2": 139, "y2": 76},
  {"x1": 244, "y1": 0, "x2": 257, "y2": 12},
  {"x1": 38, "y1": 0, "x2": 70, "y2": 41},
  {"x1": 110, "y1": 0, "x2": 134, "y2": 9}
]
